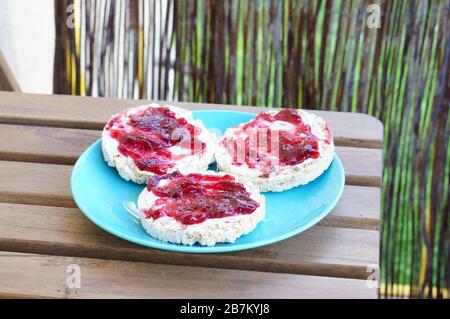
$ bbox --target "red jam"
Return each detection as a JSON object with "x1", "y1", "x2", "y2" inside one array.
[
  {"x1": 142, "y1": 173, "x2": 260, "y2": 225},
  {"x1": 105, "y1": 106, "x2": 205, "y2": 174},
  {"x1": 222, "y1": 109, "x2": 329, "y2": 174}
]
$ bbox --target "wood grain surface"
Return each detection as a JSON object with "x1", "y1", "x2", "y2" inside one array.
[
  {"x1": 0, "y1": 92, "x2": 383, "y2": 147},
  {"x1": 0, "y1": 92, "x2": 383, "y2": 298},
  {"x1": 0, "y1": 251, "x2": 378, "y2": 298},
  {"x1": 0, "y1": 125, "x2": 382, "y2": 186},
  {"x1": 0, "y1": 202, "x2": 379, "y2": 279},
  {"x1": 0, "y1": 160, "x2": 379, "y2": 229},
  {"x1": 0, "y1": 52, "x2": 20, "y2": 92}
]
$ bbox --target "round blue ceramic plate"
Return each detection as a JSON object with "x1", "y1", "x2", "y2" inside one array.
[{"x1": 71, "y1": 110, "x2": 345, "y2": 253}]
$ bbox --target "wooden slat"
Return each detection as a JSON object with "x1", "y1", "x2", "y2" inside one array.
[
  {"x1": 0, "y1": 202, "x2": 379, "y2": 280},
  {"x1": 0, "y1": 160, "x2": 379, "y2": 229},
  {"x1": 0, "y1": 51, "x2": 20, "y2": 92},
  {"x1": 0, "y1": 92, "x2": 383, "y2": 148},
  {"x1": 0, "y1": 252, "x2": 377, "y2": 298},
  {"x1": 337, "y1": 147, "x2": 382, "y2": 187},
  {"x1": 0, "y1": 161, "x2": 72, "y2": 207},
  {"x1": 0, "y1": 125, "x2": 382, "y2": 186},
  {"x1": 0, "y1": 124, "x2": 99, "y2": 165},
  {"x1": 324, "y1": 185, "x2": 380, "y2": 230}
]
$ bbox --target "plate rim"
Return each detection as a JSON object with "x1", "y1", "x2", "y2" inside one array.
[{"x1": 71, "y1": 110, "x2": 345, "y2": 253}]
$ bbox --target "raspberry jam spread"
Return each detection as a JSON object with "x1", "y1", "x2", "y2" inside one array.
[
  {"x1": 222, "y1": 109, "x2": 330, "y2": 173},
  {"x1": 105, "y1": 106, "x2": 205, "y2": 174},
  {"x1": 142, "y1": 173, "x2": 260, "y2": 225}
]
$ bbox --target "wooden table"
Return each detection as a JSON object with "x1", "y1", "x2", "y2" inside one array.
[{"x1": 0, "y1": 92, "x2": 382, "y2": 299}]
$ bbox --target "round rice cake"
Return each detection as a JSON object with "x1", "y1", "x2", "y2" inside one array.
[
  {"x1": 215, "y1": 108, "x2": 334, "y2": 192},
  {"x1": 137, "y1": 171, "x2": 265, "y2": 246},
  {"x1": 102, "y1": 104, "x2": 216, "y2": 184}
]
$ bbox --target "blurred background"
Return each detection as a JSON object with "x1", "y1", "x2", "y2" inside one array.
[{"x1": 0, "y1": 0, "x2": 449, "y2": 298}]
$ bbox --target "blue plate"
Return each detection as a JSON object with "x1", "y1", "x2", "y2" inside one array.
[{"x1": 71, "y1": 110, "x2": 345, "y2": 253}]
